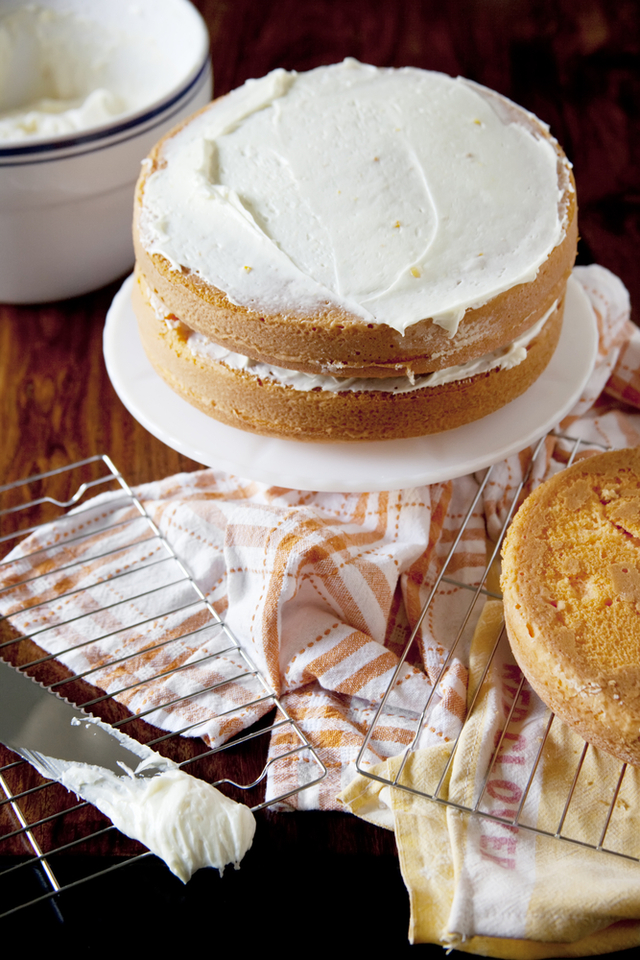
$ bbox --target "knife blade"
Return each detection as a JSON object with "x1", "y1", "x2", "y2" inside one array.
[
  {"x1": 0, "y1": 657, "x2": 256, "y2": 881},
  {"x1": 0, "y1": 656, "x2": 169, "y2": 781}
]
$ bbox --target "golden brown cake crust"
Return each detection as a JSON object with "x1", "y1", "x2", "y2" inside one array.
[
  {"x1": 501, "y1": 448, "x2": 640, "y2": 765},
  {"x1": 133, "y1": 270, "x2": 564, "y2": 442},
  {"x1": 132, "y1": 96, "x2": 577, "y2": 381}
]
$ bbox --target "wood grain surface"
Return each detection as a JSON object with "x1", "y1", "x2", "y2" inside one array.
[{"x1": 1, "y1": 0, "x2": 639, "y2": 951}]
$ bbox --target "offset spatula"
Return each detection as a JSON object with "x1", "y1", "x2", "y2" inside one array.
[{"x1": 0, "y1": 658, "x2": 256, "y2": 881}]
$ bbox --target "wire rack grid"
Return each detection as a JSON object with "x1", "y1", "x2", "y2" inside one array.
[
  {"x1": 3, "y1": 437, "x2": 637, "y2": 922},
  {"x1": 0, "y1": 455, "x2": 326, "y2": 920},
  {"x1": 356, "y1": 432, "x2": 640, "y2": 865}
]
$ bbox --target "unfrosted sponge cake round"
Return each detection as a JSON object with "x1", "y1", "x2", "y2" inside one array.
[
  {"x1": 501, "y1": 448, "x2": 640, "y2": 765},
  {"x1": 133, "y1": 59, "x2": 578, "y2": 441}
]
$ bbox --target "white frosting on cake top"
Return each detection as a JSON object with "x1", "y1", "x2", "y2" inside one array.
[{"x1": 140, "y1": 59, "x2": 569, "y2": 337}]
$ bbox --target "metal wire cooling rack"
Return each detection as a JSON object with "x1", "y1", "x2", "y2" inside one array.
[
  {"x1": 356, "y1": 432, "x2": 640, "y2": 865},
  {"x1": 0, "y1": 455, "x2": 326, "y2": 920}
]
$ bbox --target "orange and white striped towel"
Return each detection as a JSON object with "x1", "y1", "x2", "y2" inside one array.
[{"x1": 0, "y1": 265, "x2": 637, "y2": 815}]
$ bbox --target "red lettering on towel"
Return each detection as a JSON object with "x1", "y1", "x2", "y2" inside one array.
[
  {"x1": 479, "y1": 834, "x2": 517, "y2": 868},
  {"x1": 477, "y1": 661, "x2": 537, "y2": 871},
  {"x1": 486, "y1": 779, "x2": 522, "y2": 805}
]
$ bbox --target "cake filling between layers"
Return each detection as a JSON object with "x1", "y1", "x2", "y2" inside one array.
[{"x1": 146, "y1": 283, "x2": 558, "y2": 393}]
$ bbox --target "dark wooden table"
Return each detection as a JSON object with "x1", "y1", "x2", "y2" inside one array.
[{"x1": 1, "y1": 0, "x2": 639, "y2": 951}]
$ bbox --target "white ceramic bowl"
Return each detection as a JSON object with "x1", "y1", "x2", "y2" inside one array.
[{"x1": 0, "y1": 0, "x2": 212, "y2": 303}]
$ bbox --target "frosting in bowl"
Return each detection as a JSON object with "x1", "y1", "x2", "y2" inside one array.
[{"x1": 0, "y1": 4, "x2": 198, "y2": 142}]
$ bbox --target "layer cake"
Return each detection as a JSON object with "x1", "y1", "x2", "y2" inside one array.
[{"x1": 132, "y1": 60, "x2": 578, "y2": 442}]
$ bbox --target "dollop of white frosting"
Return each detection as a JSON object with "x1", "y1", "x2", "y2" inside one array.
[
  {"x1": 140, "y1": 59, "x2": 568, "y2": 336},
  {"x1": 61, "y1": 760, "x2": 256, "y2": 883},
  {"x1": 23, "y1": 705, "x2": 256, "y2": 883},
  {"x1": 0, "y1": 6, "x2": 175, "y2": 141}
]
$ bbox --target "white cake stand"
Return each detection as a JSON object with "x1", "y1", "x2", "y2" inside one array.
[{"x1": 104, "y1": 276, "x2": 597, "y2": 492}]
